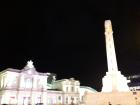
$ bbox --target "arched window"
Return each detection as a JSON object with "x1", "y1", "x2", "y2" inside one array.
[
  {"x1": 25, "y1": 78, "x2": 32, "y2": 88},
  {"x1": 71, "y1": 87, "x2": 74, "y2": 92}
]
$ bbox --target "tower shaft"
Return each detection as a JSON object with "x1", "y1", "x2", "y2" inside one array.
[{"x1": 105, "y1": 20, "x2": 118, "y2": 72}]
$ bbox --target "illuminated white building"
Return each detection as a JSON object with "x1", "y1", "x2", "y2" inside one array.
[
  {"x1": 47, "y1": 78, "x2": 96, "y2": 105},
  {"x1": 0, "y1": 60, "x2": 96, "y2": 105},
  {"x1": 51, "y1": 78, "x2": 80, "y2": 105},
  {"x1": 0, "y1": 60, "x2": 48, "y2": 105}
]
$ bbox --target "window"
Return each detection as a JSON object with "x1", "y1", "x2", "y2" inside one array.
[
  {"x1": 25, "y1": 78, "x2": 32, "y2": 88},
  {"x1": 38, "y1": 79, "x2": 44, "y2": 89},
  {"x1": 71, "y1": 97, "x2": 74, "y2": 100},
  {"x1": 66, "y1": 87, "x2": 68, "y2": 92},
  {"x1": 82, "y1": 96, "x2": 84, "y2": 101},
  {"x1": 66, "y1": 97, "x2": 68, "y2": 104},
  {"x1": 7, "y1": 76, "x2": 17, "y2": 87},
  {"x1": 77, "y1": 88, "x2": 78, "y2": 92},
  {"x1": 71, "y1": 87, "x2": 74, "y2": 92},
  {"x1": 37, "y1": 97, "x2": 41, "y2": 103},
  {"x1": 58, "y1": 96, "x2": 61, "y2": 100},
  {"x1": 77, "y1": 98, "x2": 79, "y2": 101}
]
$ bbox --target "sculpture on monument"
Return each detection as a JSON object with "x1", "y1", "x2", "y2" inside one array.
[
  {"x1": 27, "y1": 60, "x2": 34, "y2": 68},
  {"x1": 102, "y1": 20, "x2": 130, "y2": 92}
]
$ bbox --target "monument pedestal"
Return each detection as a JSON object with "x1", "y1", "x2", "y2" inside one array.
[
  {"x1": 84, "y1": 91, "x2": 140, "y2": 105},
  {"x1": 102, "y1": 71, "x2": 130, "y2": 92}
]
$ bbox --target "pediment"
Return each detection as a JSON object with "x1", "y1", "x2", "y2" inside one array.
[
  {"x1": 22, "y1": 68, "x2": 38, "y2": 75},
  {"x1": 21, "y1": 60, "x2": 38, "y2": 75}
]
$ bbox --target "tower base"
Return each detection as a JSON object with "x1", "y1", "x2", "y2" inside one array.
[{"x1": 102, "y1": 71, "x2": 130, "y2": 92}]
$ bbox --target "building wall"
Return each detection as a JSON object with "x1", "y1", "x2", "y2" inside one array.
[
  {"x1": 0, "y1": 61, "x2": 90, "y2": 105},
  {"x1": 84, "y1": 91, "x2": 140, "y2": 105},
  {"x1": 0, "y1": 66, "x2": 48, "y2": 105},
  {"x1": 0, "y1": 70, "x2": 82, "y2": 105},
  {"x1": 53, "y1": 78, "x2": 80, "y2": 105},
  {"x1": 79, "y1": 86, "x2": 97, "y2": 103},
  {"x1": 47, "y1": 90, "x2": 63, "y2": 105}
]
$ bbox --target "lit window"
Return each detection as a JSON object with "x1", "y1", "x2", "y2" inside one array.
[{"x1": 25, "y1": 78, "x2": 32, "y2": 88}]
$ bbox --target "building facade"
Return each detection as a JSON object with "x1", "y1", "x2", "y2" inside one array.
[
  {"x1": 0, "y1": 60, "x2": 48, "y2": 105},
  {"x1": 0, "y1": 60, "x2": 96, "y2": 105},
  {"x1": 51, "y1": 78, "x2": 80, "y2": 105}
]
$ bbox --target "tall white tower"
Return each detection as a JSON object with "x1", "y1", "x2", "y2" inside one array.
[{"x1": 101, "y1": 20, "x2": 130, "y2": 92}]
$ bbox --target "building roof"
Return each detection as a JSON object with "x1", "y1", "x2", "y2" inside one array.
[
  {"x1": 0, "y1": 67, "x2": 50, "y2": 76},
  {"x1": 54, "y1": 79, "x2": 68, "y2": 83},
  {"x1": 80, "y1": 86, "x2": 97, "y2": 92},
  {"x1": 0, "y1": 68, "x2": 21, "y2": 73},
  {"x1": 0, "y1": 61, "x2": 50, "y2": 76},
  {"x1": 54, "y1": 78, "x2": 79, "y2": 83}
]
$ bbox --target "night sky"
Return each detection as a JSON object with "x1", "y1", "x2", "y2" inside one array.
[{"x1": 1, "y1": 1, "x2": 140, "y2": 91}]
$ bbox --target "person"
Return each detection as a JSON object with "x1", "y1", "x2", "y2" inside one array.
[{"x1": 108, "y1": 102, "x2": 112, "y2": 105}]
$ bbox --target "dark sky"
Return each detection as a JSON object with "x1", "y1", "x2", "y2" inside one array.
[{"x1": 1, "y1": 1, "x2": 140, "y2": 91}]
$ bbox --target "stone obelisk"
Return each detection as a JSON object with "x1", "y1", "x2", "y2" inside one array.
[{"x1": 101, "y1": 20, "x2": 130, "y2": 92}]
